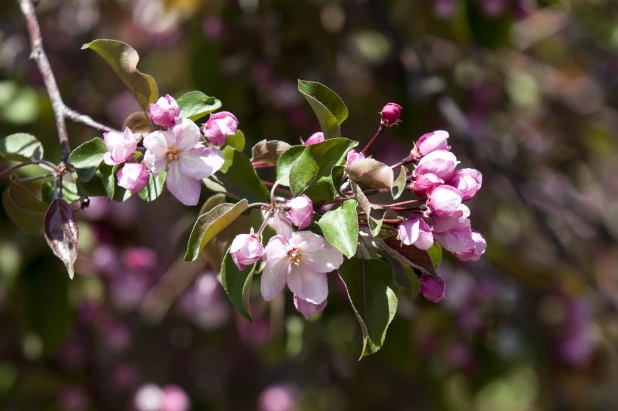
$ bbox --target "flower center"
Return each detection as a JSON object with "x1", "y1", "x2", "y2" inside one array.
[
  {"x1": 288, "y1": 247, "x2": 305, "y2": 266},
  {"x1": 166, "y1": 145, "x2": 181, "y2": 161}
]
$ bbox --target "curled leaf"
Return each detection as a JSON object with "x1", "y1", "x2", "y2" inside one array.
[
  {"x1": 44, "y1": 199, "x2": 79, "y2": 279},
  {"x1": 346, "y1": 158, "x2": 393, "y2": 190},
  {"x1": 250, "y1": 140, "x2": 292, "y2": 166},
  {"x1": 379, "y1": 236, "x2": 438, "y2": 279},
  {"x1": 298, "y1": 80, "x2": 348, "y2": 139}
]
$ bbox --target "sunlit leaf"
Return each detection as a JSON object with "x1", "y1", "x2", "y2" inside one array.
[
  {"x1": 298, "y1": 80, "x2": 348, "y2": 139},
  {"x1": 346, "y1": 158, "x2": 393, "y2": 190},
  {"x1": 68, "y1": 138, "x2": 107, "y2": 182},
  {"x1": 177, "y1": 91, "x2": 222, "y2": 121},
  {"x1": 227, "y1": 129, "x2": 245, "y2": 152},
  {"x1": 317, "y1": 199, "x2": 358, "y2": 258},
  {"x1": 0, "y1": 133, "x2": 43, "y2": 162}
]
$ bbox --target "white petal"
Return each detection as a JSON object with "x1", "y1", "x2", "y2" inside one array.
[
  {"x1": 214, "y1": 117, "x2": 237, "y2": 136},
  {"x1": 287, "y1": 264, "x2": 328, "y2": 304},
  {"x1": 288, "y1": 231, "x2": 324, "y2": 253},
  {"x1": 144, "y1": 150, "x2": 167, "y2": 175},
  {"x1": 166, "y1": 161, "x2": 201, "y2": 206},
  {"x1": 304, "y1": 240, "x2": 344, "y2": 273},
  {"x1": 179, "y1": 145, "x2": 224, "y2": 180},
  {"x1": 143, "y1": 131, "x2": 172, "y2": 158},
  {"x1": 172, "y1": 118, "x2": 201, "y2": 150},
  {"x1": 263, "y1": 235, "x2": 289, "y2": 261},
  {"x1": 260, "y1": 256, "x2": 289, "y2": 301}
]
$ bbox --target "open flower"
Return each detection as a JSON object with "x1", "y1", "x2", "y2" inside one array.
[
  {"x1": 103, "y1": 128, "x2": 138, "y2": 166},
  {"x1": 261, "y1": 231, "x2": 344, "y2": 305},
  {"x1": 143, "y1": 118, "x2": 224, "y2": 206},
  {"x1": 149, "y1": 95, "x2": 180, "y2": 128}
]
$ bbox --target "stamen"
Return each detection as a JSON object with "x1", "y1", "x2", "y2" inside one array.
[
  {"x1": 166, "y1": 145, "x2": 181, "y2": 161},
  {"x1": 288, "y1": 248, "x2": 304, "y2": 266}
]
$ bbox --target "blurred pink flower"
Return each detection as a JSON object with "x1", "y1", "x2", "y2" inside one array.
[
  {"x1": 258, "y1": 384, "x2": 299, "y2": 411},
  {"x1": 419, "y1": 274, "x2": 446, "y2": 303}
]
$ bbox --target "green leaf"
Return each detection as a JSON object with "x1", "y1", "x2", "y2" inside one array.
[
  {"x1": 298, "y1": 80, "x2": 348, "y2": 139},
  {"x1": 68, "y1": 138, "x2": 107, "y2": 182},
  {"x1": 184, "y1": 199, "x2": 249, "y2": 261},
  {"x1": 227, "y1": 129, "x2": 245, "y2": 152},
  {"x1": 138, "y1": 170, "x2": 166, "y2": 202},
  {"x1": 41, "y1": 181, "x2": 81, "y2": 204},
  {"x1": 391, "y1": 166, "x2": 407, "y2": 200},
  {"x1": 251, "y1": 140, "x2": 292, "y2": 166},
  {"x1": 216, "y1": 147, "x2": 270, "y2": 203},
  {"x1": 199, "y1": 193, "x2": 227, "y2": 215},
  {"x1": 82, "y1": 39, "x2": 158, "y2": 110},
  {"x1": 2, "y1": 177, "x2": 48, "y2": 234},
  {"x1": 427, "y1": 242, "x2": 443, "y2": 269},
  {"x1": 346, "y1": 158, "x2": 393, "y2": 190},
  {"x1": 317, "y1": 199, "x2": 358, "y2": 258},
  {"x1": 177, "y1": 91, "x2": 222, "y2": 121},
  {"x1": 275, "y1": 145, "x2": 305, "y2": 187},
  {"x1": 332, "y1": 165, "x2": 346, "y2": 196},
  {"x1": 0, "y1": 133, "x2": 43, "y2": 162},
  {"x1": 350, "y1": 181, "x2": 385, "y2": 236},
  {"x1": 75, "y1": 175, "x2": 109, "y2": 199},
  {"x1": 99, "y1": 164, "x2": 115, "y2": 199},
  {"x1": 338, "y1": 258, "x2": 400, "y2": 358},
  {"x1": 379, "y1": 236, "x2": 439, "y2": 279},
  {"x1": 221, "y1": 251, "x2": 255, "y2": 321}
]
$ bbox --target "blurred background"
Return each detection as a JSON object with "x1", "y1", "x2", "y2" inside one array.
[{"x1": 1, "y1": 0, "x2": 618, "y2": 409}]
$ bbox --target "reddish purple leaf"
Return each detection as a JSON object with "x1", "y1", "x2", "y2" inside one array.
[
  {"x1": 382, "y1": 236, "x2": 438, "y2": 279},
  {"x1": 44, "y1": 199, "x2": 79, "y2": 279}
]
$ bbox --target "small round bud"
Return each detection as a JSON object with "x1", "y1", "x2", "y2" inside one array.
[
  {"x1": 230, "y1": 233, "x2": 264, "y2": 270},
  {"x1": 380, "y1": 102, "x2": 403, "y2": 127},
  {"x1": 117, "y1": 163, "x2": 149, "y2": 194},
  {"x1": 419, "y1": 274, "x2": 446, "y2": 303},
  {"x1": 202, "y1": 111, "x2": 239, "y2": 146},
  {"x1": 286, "y1": 194, "x2": 314, "y2": 229},
  {"x1": 149, "y1": 95, "x2": 180, "y2": 128}
]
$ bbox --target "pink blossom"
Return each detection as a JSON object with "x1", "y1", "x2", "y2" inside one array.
[
  {"x1": 117, "y1": 163, "x2": 149, "y2": 194},
  {"x1": 398, "y1": 217, "x2": 434, "y2": 250},
  {"x1": 134, "y1": 384, "x2": 163, "y2": 411},
  {"x1": 419, "y1": 274, "x2": 446, "y2": 303},
  {"x1": 414, "y1": 173, "x2": 443, "y2": 197},
  {"x1": 414, "y1": 130, "x2": 450, "y2": 157},
  {"x1": 294, "y1": 295, "x2": 327, "y2": 319},
  {"x1": 380, "y1": 102, "x2": 403, "y2": 126},
  {"x1": 430, "y1": 204, "x2": 470, "y2": 232},
  {"x1": 286, "y1": 194, "x2": 314, "y2": 229},
  {"x1": 302, "y1": 132, "x2": 324, "y2": 145},
  {"x1": 447, "y1": 168, "x2": 482, "y2": 201},
  {"x1": 415, "y1": 150, "x2": 459, "y2": 181},
  {"x1": 261, "y1": 231, "x2": 344, "y2": 305},
  {"x1": 427, "y1": 185, "x2": 464, "y2": 219},
  {"x1": 122, "y1": 247, "x2": 157, "y2": 272},
  {"x1": 202, "y1": 111, "x2": 239, "y2": 146},
  {"x1": 144, "y1": 118, "x2": 224, "y2": 205},
  {"x1": 149, "y1": 94, "x2": 180, "y2": 128},
  {"x1": 230, "y1": 232, "x2": 264, "y2": 270},
  {"x1": 433, "y1": 219, "x2": 476, "y2": 253},
  {"x1": 258, "y1": 384, "x2": 299, "y2": 411},
  {"x1": 454, "y1": 230, "x2": 487, "y2": 261},
  {"x1": 103, "y1": 128, "x2": 138, "y2": 166},
  {"x1": 160, "y1": 385, "x2": 190, "y2": 411},
  {"x1": 346, "y1": 149, "x2": 365, "y2": 166}
]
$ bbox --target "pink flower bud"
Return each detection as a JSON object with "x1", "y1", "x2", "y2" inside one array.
[
  {"x1": 414, "y1": 130, "x2": 450, "y2": 157},
  {"x1": 419, "y1": 274, "x2": 446, "y2": 303},
  {"x1": 398, "y1": 217, "x2": 434, "y2": 250},
  {"x1": 160, "y1": 385, "x2": 191, "y2": 411},
  {"x1": 447, "y1": 168, "x2": 482, "y2": 201},
  {"x1": 433, "y1": 219, "x2": 475, "y2": 253},
  {"x1": 149, "y1": 94, "x2": 180, "y2": 128},
  {"x1": 454, "y1": 230, "x2": 487, "y2": 261},
  {"x1": 294, "y1": 295, "x2": 327, "y2": 319},
  {"x1": 430, "y1": 204, "x2": 469, "y2": 232},
  {"x1": 346, "y1": 149, "x2": 365, "y2": 166},
  {"x1": 302, "y1": 132, "x2": 324, "y2": 145},
  {"x1": 117, "y1": 163, "x2": 149, "y2": 194},
  {"x1": 202, "y1": 111, "x2": 239, "y2": 146},
  {"x1": 413, "y1": 173, "x2": 443, "y2": 197},
  {"x1": 415, "y1": 150, "x2": 459, "y2": 181},
  {"x1": 286, "y1": 194, "x2": 313, "y2": 229},
  {"x1": 230, "y1": 233, "x2": 264, "y2": 270},
  {"x1": 427, "y1": 185, "x2": 464, "y2": 219},
  {"x1": 102, "y1": 128, "x2": 138, "y2": 166},
  {"x1": 380, "y1": 102, "x2": 403, "y2": 126}
]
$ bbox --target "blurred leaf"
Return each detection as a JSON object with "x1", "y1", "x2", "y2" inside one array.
[
  {"x1": 82, "y1": 39, "x2": 158, "y2": 110},
  {"x1": 199, "y1": 193, "x2": 226, "y2": 215},
  {"x1": 216, "y1": 147, "x2": 270, "y2": 203},
  {"x1": 177, "y1": 91, "x2": 222, "y2": 121},
  {"x1": 221, "y1": 251, "x2": 255, "y2": 321},
  {"x1": 251, "y1": 140, "x2": 292, "y2": 166},
  {"x1": 339, "y1": 258, "x2": 400, "y2": 358},
  {"x1": 351, "y1": 181, "x2": 385, "y2": 236},
  {"x1": 41, "y1": 181, "x2": 81, "y2": 204},
  {"x1": 123, "y1": 111, "x2": 153, "y2": 139},
  {"x1": 138, "y1": 170, "x2": 166, "y2": 202},
  {"x1": 346, "y1": 158, "x2": 393, "y2": 190},
  {"x1": 380, "y1": 236, "x2": 438, "y2": 279},
  {"x1": 0, "y1": 133, "x2": 43, "y2": 162},
  {"x1": 43, "y1": 199, "x2": 79, "y2": 279},
  {"x1": 427, "y1": 242, "x2": 443, "y2": 269},
  {"x1": 298, "y1": 80, "x2": 348, "y2": 139},
  {"x1": 68, "y1": 138, "x2": 107, "y2": 182},
  {"x1": 317, "y1": 200, "x2": 358, "y2": 258},
  {"x1": 185, "y1": 199, "x2": 249, "y2": 261},
  {"x1": 2, "y1": 177, "x2": 48, "y2": 233},
  {"x1": 227, "y1": 129, "x2": 245, "y2": 152},
  {"x1": 0, "y1": 85, "x2": 40, "y2": 125}
]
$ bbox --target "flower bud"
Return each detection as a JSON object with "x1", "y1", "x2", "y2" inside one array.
[
  {"x1": 202, "y1": 111, "x2": 239, "y2": 146},
  {"x1": 415, "y1": 150, "x2": 459, "y2": 181},
  {"x1": 149, "y1": 94, "x2": 180, "y2": 128},
  {"x1": 430, "y1": 204, "x2": 469, "y2": 232},
  {"x1": 294, "y1": 295, "x2": 327, "y2": 319},
  {"x1": 413, "y1": 173, "x2": 443, "y2": 197},
  {"x1": 454, "y1": 230, "x2": 487, "y2": 261},
  {"x1": 230, "y1": 233, "x2": 264, "y2": 270},
  {"x1": 414, "y1": 130, "x2": 450, "y2": 158},
  {"x1": 102, "y1": 128, "x2": 138, "y2": 166},
  {"x1": 398, "y1": 217, "x2": 434, "y2": 250},
  {"x1": 380, "y1": 102, "x2": 403, "y2": 126},
  {"x1": 302, "y1": 132, "x2": 324, "y2": 145},
  {"x1": 286, "y1": 194, "x2": 314, "y2": 229},
  {"x1": 447, "y1": 168, "x2": 482, "y2": 201},
  {"x1": 346, "y1": 149, "x2": 365, "y2": 166},
  {"x1": 117, "y1": 163, "x2": 149, "y2": 194},
  {"x1": 427, "y1": 185, "x2": 464, "y2": 219},
  {"x1": 419, "y1": 274, "x2": 446, "y2": 303},
  {"x1": 433, "y1": 219, "x2": 475, "y2": 253}
]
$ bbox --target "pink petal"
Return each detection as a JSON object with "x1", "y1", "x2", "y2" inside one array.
[
  {"x1": 166, "y1": 161, "x2": 201, "y2": 206},
  {"x1": 171, "y1": 118, "x2": 201, "y2": 151},
  {"x1": 179, "y1": 145, "x2": 224, "y2": 180},
  {"x1": 294, "y1": 295, "x2": 327, "y2": 319},
  {"x1": 143, "y1": 130, "x2": 172, "y2": 158},
  {"x1": 262, "y1": 235, "x2": 289, "y2": 261},
  {"x1": 260, "y1": 256, "x2": 288, "y2": 301},
  {"x1": 287, "y1": 264, "x2": 328, "y2": 305}
]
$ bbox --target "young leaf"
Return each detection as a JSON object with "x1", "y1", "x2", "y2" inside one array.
[
  {"x1": 177, "y1": 91, "x2": 222, "y2": 121},
  {"x1": 346, "y1": 158, "x2": 393, "y2": 190},
  {"x1": 221, "y1": 251, "x2": 256, "y2": 321},
  {"x1": 339, "y1": 258, "x2": 400, "y2": 358},
  {"x1": 427, "y1": 242, "x2": 443, "y2": 269},
  {"x1": 0, "y1": 133, "x2": 43, "y2": 161},
  {"x1": 317, "y1": 199, "x2": 358, "y2": 258},
  {"x1": 138, "y1": 170, "x2": 166, "y2": 202},
  {"x1": 251, "y1": 140, "x2": 292, "y2": 166},
  {"x1": 350, "y1": 181, "x2": 385, "y2": 236},
  {"x1": 2, "y1": 177, "x2": 48, "y2": 233},
  {"x1": 44, "y1": 199, "x2": 79, "y2": 279},
  {"x1": 216, "y1": 147, "x2": 270, "y2": 203},
  {"x1": 275, "y1": 145, "x2": 305, "y2": 187},
  {"x1": 391, "y1": 166, "x2": 408, "y2": 200},
  {"x1": 379, "y1": 236, "x2": 439, "y2": 279},
  {"x1": 185, "y1": 199, "x2": 249, "y2": 261},
  {"x1": 227, "y1": 129, "x2": 245, "y2": 152},
  {"x1": 298, "y1": 80, "x2": 348, "y2": 139},
  {"x1": 68, "y1": 138, "x2": 107, "y2": 182},
  {"x1": 123, "y1": 111, "x2": 153, "y2": 139},
  {"x1": 82, "y1": 39, "x2": 158, "y2": 110}
]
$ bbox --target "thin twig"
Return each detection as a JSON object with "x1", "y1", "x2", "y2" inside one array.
[
  {"x1": 360, "y1": 125, "x2": 385, "y2": 155},
  {"x1": 64, "y1": 107, "x2": 116, "y2": 134},
  {"x1": 0, "y1": 160, "x2": 57, "y2": 178}
]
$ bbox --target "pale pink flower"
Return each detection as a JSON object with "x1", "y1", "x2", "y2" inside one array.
[
  {"x1": 433, "y1": 219, "x2": 476, "y2": 253},
  {"x1": 261, "y1": 232, "x2": 344, "y2": 305},
  {"x1": 230, "y1": 232, "x2": 264, "y2": 270},
  {"x1": 380, "y1": 102, "x2": 403, "y2": 126},
  {"x1": 258, "y1": 384, "x2": 299, "y2": 411},
  {"x1": 398, "y1": 217, "x2": 434, "y2": 250},
  {"x1": 447, "y1": 168, "x2": 482, "y2": 201},
  {"x1": 294, "y1": 295, "x2": 327, "y2": 319},
  {"x1": 454, "y1": 230, "x2": 487, "y2": 261},
  {"x1": 427, "y1": 185, "x2": 464, "y2": 219},
  {"x1": 268, "y1": 211, "x2": 294, "y2": 238},
  {"x1": 414, "y1": 130, "x2": 450, "y2": 158},
  {"x1": 144, "y1": 118, "x2": 224, "y2": 206},
  {"x1": 415, "y1": 150, "x2": 459, "y2": 181},
  {"x1": 117, "y1": 163, "x2": 149, "y2": 194},
  {"x1": 430, "y1": 204, "x2": 470, "y2": 232},
  {"x1": 302, "y1": 132, "x2": 324, "y2": 145},
  {"x1": 134, "y1": 384, "x2": 163, "y2": 411},
  {"x1": 149, "y1": 94, "x2": 180, "y2": 128},
  {"x1": 160, "y1": 385, "x2": 190, "y2": 411},
  {"x1": 103, "y1": 128, "x2": 138, "y2": 166},
  {"x1": 202, "y1": 111, "x2": 238, "y2": 146},
  {"x1": 286, "y1": 194, "x2": 314, "y2": 229},
  {"x1": 414, "y1": 173, "x2": 443, "y2": 197},
  {"x1": 346, "y1": 149, "x2": 365, "y2": 166},
  {"x1": 419, "y1": 274, "x2": 446, "y2": 303}
]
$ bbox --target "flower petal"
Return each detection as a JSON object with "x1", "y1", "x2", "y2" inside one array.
[
  {"x1": 166, "y1": 161, "x2": 201, "y2": 206},
  {"x1": 260, "y1": 256, "x2": 288, "y2": 301},
  {"x1": 303, "y1": 241, "x2": 344, "y2": 273},
  {"x1": 288, "y1": 231, "x2": 324, "y2": 253},
  {"x1": 287, "y1": 264, "x2": 328, "y2": 304},
  {"x1": 144, "y1": 150, "x2": 167, "y2": 175},
  {"x1": 143, "y1": 130, "x2": 172, "y2": 159},
  {"x1": 172, "y1": 118, "x2": 201, "y2": 151},
  {"x1": 179, "y1": 145, "x2": 224, "y2": 180},
  {"x1": 263, "y1": 235, "x2": 289, "y2": 261},
  {"x1": 294, "y1": 295, "x2": 327, "y2": 319}
]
